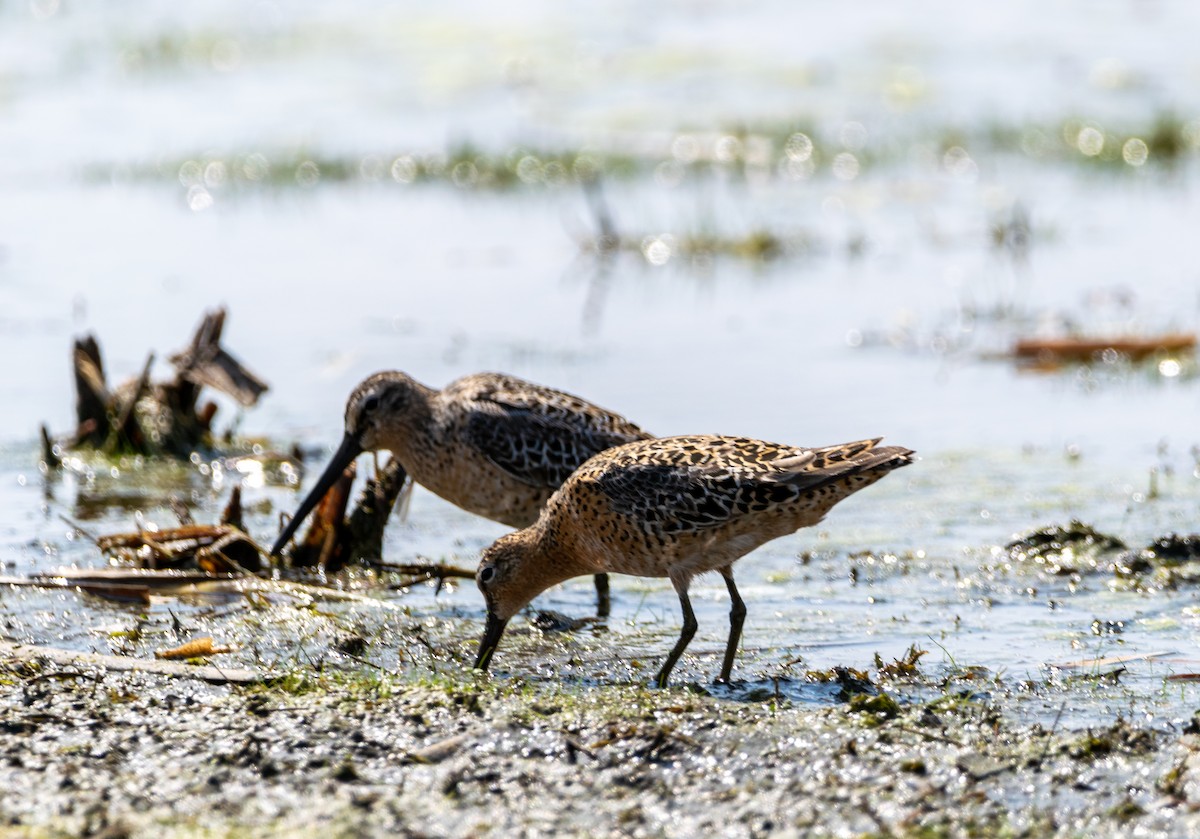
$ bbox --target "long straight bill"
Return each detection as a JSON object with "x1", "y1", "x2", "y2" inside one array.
[
  {"x1": 473, "y1": 612, "x2": 509, "y2": 671},
  {"x1": 269, "y1": 433, "x2": 363, "y2": 556}
]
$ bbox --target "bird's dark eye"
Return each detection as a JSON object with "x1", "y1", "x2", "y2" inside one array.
[
  {"x1": 362, "y1": 394, "x2": 380, "y2": 414},
  {"x1": 479, "y1": 566, "x2": 496, "y2": 584}
]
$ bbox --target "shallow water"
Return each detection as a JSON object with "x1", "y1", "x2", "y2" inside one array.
[{"x1": 2, "y1": 0, "x2": 1200, "y2": 737}]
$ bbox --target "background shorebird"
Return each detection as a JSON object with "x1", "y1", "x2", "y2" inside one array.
[
  {"x1": 473, "y1": 434, "x2": 915, "y2": 686},
  {"x1": 270, "y1": 370, "x2": 651, "y2": 611}
]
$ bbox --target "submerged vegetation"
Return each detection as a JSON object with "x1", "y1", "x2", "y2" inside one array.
[{"x1": 97, "y1": 110, "x2": 1200, "y2": 205}]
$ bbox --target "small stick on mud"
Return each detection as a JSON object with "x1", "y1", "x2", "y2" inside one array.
[
  {"x1": 0, "y1": 640, "x2": 259, "y2": 685},
  {"x1": 402, "y1": 731, "x2": 476, "y2": 765}
]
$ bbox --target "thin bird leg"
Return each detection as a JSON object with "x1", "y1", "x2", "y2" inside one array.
[
  {"x1": 655, "y1": 576, "x2": 697, "y2": 688},
  {"x1": 717, "y1": 566, "x2": 747, "y2": 684},
  {"x1": 594, "y1": 573, "x2": 611, "y2": 618}
]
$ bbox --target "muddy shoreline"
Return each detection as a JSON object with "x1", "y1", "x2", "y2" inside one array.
[{"x1": 3, "y1": 645, "x2": 1199, "y2": 838}]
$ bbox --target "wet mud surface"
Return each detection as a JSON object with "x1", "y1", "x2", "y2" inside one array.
[{"x1": 3, "y1": 660, "x2": 1200, "y2": 838}]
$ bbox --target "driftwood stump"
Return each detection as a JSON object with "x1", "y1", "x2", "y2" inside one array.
[{"x1": 59, "y1": 307, "x2": 269, "y2": 458}]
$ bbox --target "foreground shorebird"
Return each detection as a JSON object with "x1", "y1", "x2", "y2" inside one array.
[
  {"x1": 270, "y1": 371, "x2": 650, "y2": 608},
  {"x1": 474, "y1": 435, "x2": 915, "y2": 686}
]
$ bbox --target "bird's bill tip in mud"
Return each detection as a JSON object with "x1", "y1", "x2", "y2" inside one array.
[
  {"x1": 473, "y1": 612, "x2": 509, "y2": 672},
  {"x1": 268, "y1": 433, "x2": 364, "y2": 556}
]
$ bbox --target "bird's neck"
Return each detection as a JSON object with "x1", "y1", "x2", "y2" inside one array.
[
  {"x1": 379, "y1": 385, "x2": 438, "y2": 461},
  {"x1": 527, "y1": 517, "x2": 596, "y2": 582}
]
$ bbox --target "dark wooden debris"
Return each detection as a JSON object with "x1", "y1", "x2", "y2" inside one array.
[
  {"x1": 95, "y1": 523, "x2": 263, "y2": 574},
  {"x1": 1011, "y1": 333, "x2": 1196, "y2": 367},
  {"x1": 287, "y1": 461, "x2": 357, "y2": 571},
  {"x1": 72, "y1": 334, "x2": 111, "y2": 447},
  {"x1": 169, "y1": 307, "x2": 269, "y2": 408},
  {"x1": 54, "y1": 307, "x2": 270, "y2": 459},
  {"x1": 221, "y1": 484, "x2": 245, "y2": 531},
  {"x1": 282, "y1": 456, "x2": 413, "y2": 574},
  {"x1": 39, "y1": 424, "x2": 60, "y2": 468},
  {"x1": 345, "y1": 457, "x2": 412, "y2": 567}
]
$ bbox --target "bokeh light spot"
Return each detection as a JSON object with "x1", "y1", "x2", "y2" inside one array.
[
  {"x1": 178, "y1": 160, "x2": 202, "y2": 187},
  {"x1": 1076, "y1": 126, "x2": 1105, "y2": 157},
  {"x1": 832, "y1": 152, "x2": 860, "y2": 180},
  {"x1": 642, "y1": 236, "x2": 674, "y2": 266},
  {"x1": 1121, "y1": 137, "x2": 1148, "y2": 166},
  {"x1": 203, "y1": 160, "x2": 226, "y2": 188},
  {"x1": 359, "y1": 155, "x2": 385, "y2": 181},
  {"x1": 241, "y1": 154, "x2": 269, "y2": 181},
  {"x1": 779, "y1": 157, "x2": 815, "y2": 181},
  {"x1": 295, "y1": 160, "x2": 320, "y2": 187},
  {"x1": 655, "y1": 160, "x2": 684, "y2": 187},
  {"x1": 1183, "y1": 120, "x2": 1200, "y2": 150},
  {"x1": 572, "y1": 155, "x2": 601, "y2": 182},
  {"x1": 516, "y1": 155, "x2": 543, "y2": 184},
  {"x1": 542, "y1": 161, "x2": 567, "y2": 185},
  {"x1": 187, "y1": 186, "x2": 213, "y2": 212},
  {"x1": 451, "y1": 161, "x2": 478, "y2": 188},
  {"x1": 943, "y1": 146, "x2": 978, "y2": 182},
  {"x1": 784, "y1": 132, "x2": 813, "y2": 162},
  {"x1": 390, "y1": 156, "x2": 417, "y2": 183},
  {"x1": 671, "y1": 134, "x2": 700, "y2": 163},
  {"x1": 1158, "y1": 359, "x2": 1182, "y2": 377},
  {"x1": 714, "y1": 135, "x2": 742, "y2": 163}
]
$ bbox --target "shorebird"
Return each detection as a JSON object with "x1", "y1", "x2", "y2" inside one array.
[
  {"x1": 473, "y1": 435, "x2": 915, "y2": 687},
  {"x1": 270, "y1": 371, "x2": 651, "y2": 609}
]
